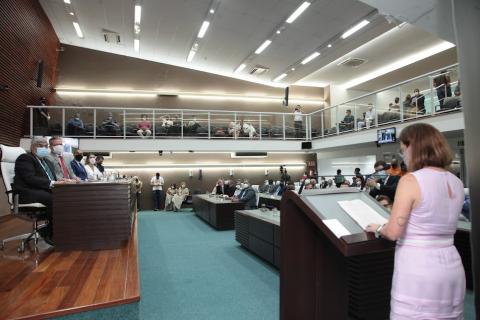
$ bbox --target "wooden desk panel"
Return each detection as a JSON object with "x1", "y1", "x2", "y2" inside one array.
[
  {"x1": 193, "y1": 194, "x2": 245, "y2": 230},
  {"x1": 53, "y1": 182, "x2": 135, "y2": 251}
]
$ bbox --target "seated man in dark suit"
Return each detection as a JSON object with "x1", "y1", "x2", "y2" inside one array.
[
  {"x1": 233, "y1": 180, "x2": 257, "y2": 209},
  {"x1": 70, "y1": 149, "x2": 88, "y2": 181},
  {"x1": 367, "y1": 173, "x2": 400, "y2": 202},
  {"x1": 13, "y1": 137, "x2": 69, "y2": 244}
]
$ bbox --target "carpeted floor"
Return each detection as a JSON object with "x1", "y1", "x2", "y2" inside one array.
[{"x1": 59, "y1": 209, "x2": 476, "y2": 320}]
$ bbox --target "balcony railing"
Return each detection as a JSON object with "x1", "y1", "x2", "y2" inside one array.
[{"x1": 28, "y1": 64, "x2": 462, "y2": 141}]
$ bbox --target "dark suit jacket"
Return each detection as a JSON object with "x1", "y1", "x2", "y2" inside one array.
[
  {"x1": 239, "y1": 187, "x2": 257, "y2": 209},
  {"x1": 13, "y1": 152, "x2": 56, "y2": 193},
  {"x1": 369, "y1": 175, "x2": 400, "y2": 201},
  {"x1": 70, "y1": 160, "x2": 88, "y2": 181}
]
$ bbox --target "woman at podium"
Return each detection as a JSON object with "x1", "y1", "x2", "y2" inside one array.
[{"x1": 366, "y1": 123, "x2": 465, "y2": 319}]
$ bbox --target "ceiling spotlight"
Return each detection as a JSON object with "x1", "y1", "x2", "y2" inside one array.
[
  {"x1": 273, "y1": 73, "x2": 287, "y2": 82},
  {"x1": 276, "y1": 30, "x2": 281, "y2": 34},
  {"x1": 69, "y1": 12, "x2": 74, "y2": 16},
  {"x1": 255, "y1": 40, "x2": 272, "y2": 54},
  {"x1": 210, "y1": 9, "x2": 215, "y2": 14},
  {"x1": 341, "y1": 19, "x2": 370, "y2": 39},
  {"x1": 327, "y1": 44, "x2": 332, "y2": 48},
  {"x1": 291, "y1": 67, "x2": 295, "y2": 71}
]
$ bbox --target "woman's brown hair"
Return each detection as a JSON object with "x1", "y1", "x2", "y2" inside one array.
[{"x1": 399, "y1": 123, "x2": 452, "y2": 171}]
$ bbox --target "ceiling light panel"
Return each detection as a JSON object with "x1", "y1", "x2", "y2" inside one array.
[
  {"x1": 72, "y1": 21, "x2": 83, "y2": 38},
  {"x1": 286, "y1": 1, "x2": 311, "y2": 23},
  {"x1": 134, "y1": 5, "x2": 141, "y2": 24},
  {"x1": 64, "y1": 0, "x2": 71, "y2": 3},
  {"x1": 134, "y1": 39, "x2": 140, "y2": 51},
  {"x1": 234, "y1": 64, "x2": 246, "y2": 73},
  {"x1": 341, "y1": 19, "x2": 370, "y2": 39},
  {"x1": 197, "y1": 21, "x2": 210, "y2": 38},
  {"x1": 187, "y1": 50, "x2": 196, "y2": 62},
  {"x1": 255, "y1": 40, "x2": 272, "y2": 54},
  {"x1": 301, "y1": 52, "x2": 320, "y2": 64},
  {"x1": 273, "y1": 73, "x2": 287, "y2": 82}
]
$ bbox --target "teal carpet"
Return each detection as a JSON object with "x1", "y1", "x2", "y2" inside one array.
[{"x1": 58, "y1": 209, "x2": 476, "y2": 319}]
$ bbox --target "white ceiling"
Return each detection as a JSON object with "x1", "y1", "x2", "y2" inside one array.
[{"x1": 39, "y1": 0, "x2": 453, "y2": 89}]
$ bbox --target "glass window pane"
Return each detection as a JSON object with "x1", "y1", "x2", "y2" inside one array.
[
  {"x1": 33, "y1": 107, "x2": 62, "y2": 136},
  {"x1": 96, "y1": 109, "x2": 123, "y2": 137},
  {"x1": 125, "y1": 110, "x2": 153, "y2": 138},
  {"x1": 65, "y1": 108, "x2": 94, "y2": 136}
]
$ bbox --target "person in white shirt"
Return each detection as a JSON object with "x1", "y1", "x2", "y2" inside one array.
[
  {"x1": 293, "y1": 105, "x2": 303, "y2": 138},
  {"x1": 84, "y1": 153, "x2": 103, "y2": 181},
  {"x1": 359, "y1": 104, "x2": 376, "y2": 128},
  {"x1": 151, "y1": 172, "x2": 164, "y2": 211}
]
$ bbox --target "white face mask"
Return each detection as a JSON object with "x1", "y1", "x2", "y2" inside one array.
[
  {"x1": 52, "y1": 145, "x2": 63, "y2": 155},
  {"x1": 236, "y1": 185, "x2": 241, "y2": 190},
  {"x1": 89, "y1": 158, "x2": 96, "y2": 165}
]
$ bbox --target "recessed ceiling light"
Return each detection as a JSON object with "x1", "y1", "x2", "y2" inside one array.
[
  {"x1": 327, "y1": 44, "x2": 332, "y2": 48},
  {"x1": 291, "y1": 67, "x2": 295, "y2": 71},
  {"x1": 255, "y1": 40, "x2": 272, "y2": 54},
  {"x1": 72, "y1": 22, "x2": 83, "y2": 38},
  {"x1": 286, "y1": 1, "x2": 311, "y2": 24},
  {"x1": 134, "y1": 39, "x2": 140, "y2": 51},
  {"x1": 187, "y1": 50, "x2": 196, "y2": 62},
  {"x1": 69, "y1": 12, "x2": 74, "y2": 16},
  {"x1": 301, "y1": 51, "x2": 320, "y2": 64},
  {"x1": 276, "y1": 30, "x2": 281, "y2": 34},
  {"x1": 64, "y1": 0, "x2": 71, "y2": 3},
  {"x1": 209, "y1": 9, "x2": 215, "y2": 14},
  {"x1": 134, "y1": 5, "x2": 142, "y2": 24},
  {"x1": 234, "y1": 64, "x2": 246, "y2": 73},
  {"x1": 197, "y1": 21, "x2": 210, "y2": 38},
  {"x1": 273, "y1": 73, "x2": 287, "y2": 82},
  {"x1": 341, "y1": 20, "x2": 370, "y2": 39}
]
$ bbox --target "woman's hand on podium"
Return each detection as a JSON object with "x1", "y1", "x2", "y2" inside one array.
[{"x1": 365, "y1": 223, "x2": 380, "y2": 233}]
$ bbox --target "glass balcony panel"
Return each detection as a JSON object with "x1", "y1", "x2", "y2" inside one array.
[
  {"x1": 155, "y1": 111, "x2": 182, "y2": 138},
  {"x1": 96, "y1": 109, "x2": 124, "y2": 137},
  {"x1": 433, "y1": 67, "x2": 461, "y2": 112},
  {"x1": 310, "y1": 111, "x2": 323, "y2": 138},
  {"x1": 400, "y1": 77, "x2": 430, "y2": 120},
  {"x1": 284, "y1": 113, "x2": 306, "y2": 139},
  {"x1": 210, "y1": 113, "x2": 234, "y2": 139},
  {"x1": 183, "y1": 112, "x2": 209, "y2": 138},
  {"x1": 261, "y1": 114, "x2": 284, "y2": 139},
  {"x1": 125, "y1": 110, "x2": 153, "y2": 138},
  {"x1": 235, "y1": 113, "x2": 261, "y2": 140},
  {"x1": 32, "y1": 107, "x2": 62, "y2": 136},
  {"x1": 375, "y1": 87, "x2": 401, "y2": 126},
  {"x1": 323, "y1": 107, "x2": 338, "y2": 136},
  {"x1": 338, "y1": 104, "x2": 355, "y2": 133},
  {"x1": 64, "y1": 108, "x2": 94, "y2": 137}
]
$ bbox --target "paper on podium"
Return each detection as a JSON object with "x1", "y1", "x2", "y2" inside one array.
[
  {"x1": 337, "y1": 199, "x2": 388, "y2": 229},
  {"x1": 323, "y1": 219, "x2": 351, "y2": 238}
]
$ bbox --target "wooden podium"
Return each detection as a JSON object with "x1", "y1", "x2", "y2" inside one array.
[{"x1": 280, "y1": 189, "x2": 395, "y2": 320}]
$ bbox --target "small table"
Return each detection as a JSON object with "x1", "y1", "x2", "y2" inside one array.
[
  {"x1": 234, "y1": 209, "x2": 280, "y2": 268},
  {"x1": 192, "y1": 194, "x2": 245, "y2": 230}
]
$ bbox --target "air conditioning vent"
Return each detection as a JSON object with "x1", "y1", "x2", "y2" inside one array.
[
  {"x1": 337, "y1": 58, "x2": 367, "y2": 68},
  {"x1": 232, "y1": 152, "x2": 267, "y2": 158},
  {"x1": 102, "y1": 29, "x2": 121, "y2": 44},
  {"x1": 249, "y1": 65, "x2": 269, "y2": 75}
]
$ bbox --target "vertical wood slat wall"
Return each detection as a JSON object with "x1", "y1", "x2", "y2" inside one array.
[{"x1": 0, "y1": 0, "x2": 59, "y2": 146}]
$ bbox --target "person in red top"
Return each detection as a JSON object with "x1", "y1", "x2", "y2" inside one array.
[{"x1": 137, "y1": 114, "x2": 152, "y2": 137}]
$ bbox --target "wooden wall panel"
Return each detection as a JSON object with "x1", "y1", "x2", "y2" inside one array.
[{"x1": 0, "y1": 0, "x2": 59, "y2": 146}]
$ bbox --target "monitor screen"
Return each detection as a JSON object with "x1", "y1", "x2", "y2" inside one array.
[{"x1": 377, "y1": 127, "x2": 396, "y2": 144}]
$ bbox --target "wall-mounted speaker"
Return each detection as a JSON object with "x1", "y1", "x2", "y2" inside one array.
[
  {"x1": 36, "y1": 60, "x2": 44, "y2": 88},
  {"x1": 301, "y1": 141, "x2": 312, "y2": 149}
]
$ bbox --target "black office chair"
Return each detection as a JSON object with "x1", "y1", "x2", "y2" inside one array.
[{"x1": 0, "y1": 145, "x2": 48, "y2": 252}]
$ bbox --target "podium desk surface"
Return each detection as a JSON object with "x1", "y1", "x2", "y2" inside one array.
[
  {"x1": 236, "y1": 209, "x2": 280, "y2": 226},
  {"x1": 195, "y1": 194, "x2": 236, "y2": 204},
  {"x1": 258, "y1": 193, "x2": 282, "y2": 201}
]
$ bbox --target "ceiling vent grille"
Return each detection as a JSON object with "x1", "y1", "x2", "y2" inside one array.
[
  {"x1": 102, "y1": 29, "x2": 121, "y2": 44},
  {"x1": 337, "y1": 58, "x2": 367, "y2": 68},
  {"x1": 249, "y1": 65, "x2": 269, "y2": 75}
]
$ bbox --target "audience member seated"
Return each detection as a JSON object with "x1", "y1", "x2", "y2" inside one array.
[
  {"x1": 232, "y1": 180, "x2": 257, "y2": 209},
  {"x1": 367, "y1": 161, "x2": 400, "y2": 201},
  {"x1": 271, "y1": 181, "x2": 286, "y2": 196},
  {"x1": 354, "y1": 167, "x2": 365, "y2": 189},
  {"x1": 232, "y1": 181, "x2": 242, "y2": 197},
  {"x1": 242, "y1": 123, "x2": 257, "y2": 139},
  {"x1": 44, "y1": 136, "x2": 77, "y2": 182},
  {"x1": 100, "y1": 112, "x2": 121, "y2": 135},
  {"x1": 165, "y1": 183, "x2": 177, "y2": 211},
  {"x1": 212, "y1": 179, "x2": 227, "y2": 194},
  {"x1": 70, "y1": 149, "x2": 88, "y2": 181},
  {"x1": 259, "y1": 180, "x2": 269, "y2": 193},
  {"x1": 66, "y1": 112, "x2": 85, "y2": 135},
  {"x1": 228, "y1": 121, "x2": 241, "y2": 137},
  {"x1": 443, "y1": 88, "x2": 461, "y2": 110},
  {"x1": 339, "y1": 109, "x2": 354, "y2": 131},
  {"x1": 326, "y1": 179, "x2": 334, "y2": 188},
  {"x1": 390, "y1": 97, "x2": 401, "y2": 112},
  {"x1": 376, "y1": 195, "x2": 393, "y2": 210},
  {"x1": 387, "y1": 159, "x2": 401, "y2": 176},
  {"x1": 13, "y1": 137, "x2": 71, "y2": 244},
  {"x1": 160, "y1": 116, "x2": 174, "y2": 128},
  {"x1": 224, "y1": 179, "x2": 236, "y2": 197},
  {"x1": 358, "y1": 105, "x2": 375, "y2": 128},
  {"x1": 137, "y1": 114, "x2": 152, "y2": 137},
  {"x1": 319, "y1": 176, "x2": 328, "y2": 189},
  {"x1": 411, "y1": 89, "x2": 425, "y2": 114},
  {"x1": 334, "y1": 169, "x2": 345, "y2": 188},
  {"x1": 84, "y1": 153, "x2": 103, "y2": 181},
  {"x1": 172, "y1": 182, "x2": 189, "y2": 212}
]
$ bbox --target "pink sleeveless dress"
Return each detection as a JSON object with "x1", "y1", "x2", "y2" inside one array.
[{"x1": 390, "y1": 168, "x2": 465, "y2": 319}]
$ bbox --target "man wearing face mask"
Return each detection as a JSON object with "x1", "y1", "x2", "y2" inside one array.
[
  {"x1": 13, "y1": 137, "x2": 69, "y2": 244},
  {"x1": 233, "y1": 180, "x2": 257, "y2": 209},
  {"x1": 45, "y1": 136, "x2": 77, "y2": 182},
  {"x1": 70, "y1": 150, "x2": 88, "y2": 181},
  {"x1": 366, "y1": 160, "x2": 400, "y2": 201}
]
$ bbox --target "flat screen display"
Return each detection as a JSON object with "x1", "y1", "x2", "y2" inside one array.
[{"x1": 377, "y1": 127, "x2": 396, "y2": 144}]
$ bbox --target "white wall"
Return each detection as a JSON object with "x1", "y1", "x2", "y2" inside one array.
[{"x1": 316, "y1": 155, "x2": 377, "y2": 178}]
